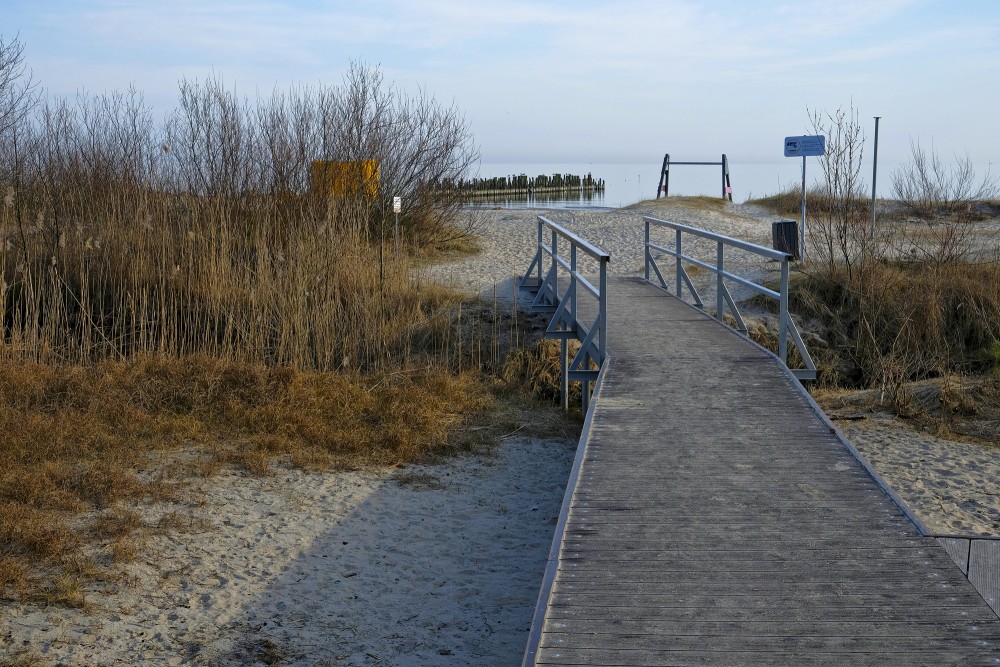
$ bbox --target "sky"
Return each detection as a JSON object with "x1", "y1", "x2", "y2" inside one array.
[{"x1": 4, "y1": 0, "x2": 999, "y2": 167}]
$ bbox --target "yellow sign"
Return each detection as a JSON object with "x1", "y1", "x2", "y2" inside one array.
[{"x1": 310, "y1": 160, "x2": 379, "y2": 198}]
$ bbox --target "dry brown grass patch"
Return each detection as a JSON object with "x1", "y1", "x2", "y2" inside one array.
[
  {"x1": 636, "y1": 195, "x2": 732, "y2": 214},
  {"x1": 0, "y1": 354, "x2": 507, "y2": 603},
  {"x1": 815, "y1": 375, "x2": 1000, "y2": 446}
]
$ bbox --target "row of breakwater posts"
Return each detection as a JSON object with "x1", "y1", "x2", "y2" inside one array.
[
  {"x1": 435, "y1": 173, "x2": 605, "y2": 199},
  {"x1": 517, "y1": 214, "x2": 1000, "y2": 666}
]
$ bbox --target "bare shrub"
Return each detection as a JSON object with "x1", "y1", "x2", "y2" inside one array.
[
  {"x1": 891, "y1": 140, "x2": 999, "y2": 218},
  {"x1": 0, "y1": 34, "x2": 36, "y2": 139},
  {"x1": 1, "y1": 61, "x2": 482, "y2": 370},
  {"x1": 162, "y1": 63, "x2": 478, "y2": 246},
  {"x1": 775, "y1": 106, "x2": 1000, "y2": 407},
  {"x1": 805, "y1": 105, "x2": 888, "y2": 275}
]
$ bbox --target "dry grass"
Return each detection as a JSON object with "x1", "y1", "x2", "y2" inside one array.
[
  {"x1": 501, "y1": 338, "x2": 586, "y2": 407},
  {"x1": 814, "y1": 376, "x2": 1000, "y2": 446},
  {"x1": 787, "y1": 259, "x2": 1000, "y2": 390},
  {"x1": 749, "y1": 178, "x2": 1000, "y2": 395},
  {"x1": 0, "y1": 355, "x2": 518, "y2": 602},
  {"x1": 0, "y1": 652, "x2": 45, "y2": 667},
  {"x1": 749, "y1": 180, "x2": 1000, "y2": 456},
  {"x1": 0, "y1": 176, "x2": 576, "y2": 606},
  {"x1": 0, "y1": 296, "x2": 578, "y2": 607},
  {"x1": 747, "y1": 186, "x2": 872, "y2": 221},
  {"x1": 635, "y1": 195, "x2": 732, "y2": 214}
]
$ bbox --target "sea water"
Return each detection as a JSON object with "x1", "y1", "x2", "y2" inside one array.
[{"x1": 472, "y1": 161, "x2": 904, "y2": 209}]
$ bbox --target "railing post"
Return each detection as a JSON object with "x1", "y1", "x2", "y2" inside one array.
[
  {"x1": 536, "y1": 219, "x2": 544, "y2": 285},
  {"x1": 664, "y1": 154, "x2": 670, "y2": 197},
  {"x1": 571, "y1": 244, "x2": 578, "y2": 326},
  {"x1": 716, "y1": 241, "x2": 724, "y2": 322},
  {"x1": 551, "y1": 228, "x2": 558, "y2": 302},
  {"x1": 675, "y1": 229, "x2": 683, "y2": 297},
  {"x1": 564, "y1": 243, "x2": 579, "y2": 412},
  {"x1": 560, "y1": 338, "x2": 569, "y2": 411},
  {"x1": 644, "y1": 219, "x2": 650, "y2": 282},
  {"x1": 779, "y1": 258, "x2": 789, "y2": 364},
  {"x1": 599, "y1": 256, "x2": 608, "y2": 365}
]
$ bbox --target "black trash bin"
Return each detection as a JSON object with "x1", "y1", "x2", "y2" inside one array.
[{"x1": 772, "y1": 219, "x2": 799, "y2": 260}]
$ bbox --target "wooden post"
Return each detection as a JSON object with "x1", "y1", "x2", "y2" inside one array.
[
  {"x1": 721, "y1": 154, "x2": 726, "y2": 200},
  {"x1": 664, "y1": 154, "x2": 670, "y2": 198},
  {"x1": 723, "y1": 154, "x2": 733, "y2": 202},
  {"x1": 657, "y1": 153, "x2": 670, "y2": 198}
]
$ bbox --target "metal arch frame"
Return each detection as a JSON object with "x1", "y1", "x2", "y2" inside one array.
[
  {"x1": 657, "y1": 153, "x2": 734, "y2": 201},
  {"x1": 519, "y1": 215, "x2": 610, "y2": 411},
  {"x1": 643, "y1": 215, "x2": 817, "y2": 381}
]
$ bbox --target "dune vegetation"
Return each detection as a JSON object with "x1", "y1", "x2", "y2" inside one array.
[
  {"x1": 0, "y1": 36, "x2": 570, "y2": 609},
  {"x1": 748, "y1": 107, "x2": 1000, "y2": 439}
]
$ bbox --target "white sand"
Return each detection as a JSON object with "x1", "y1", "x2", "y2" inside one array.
[
  {"x1": 836, "y1": 414, "x2": 1000, "y2": 537},
  {"x1": 3, "y1": 437, "x2": 576, "y2": 666}
]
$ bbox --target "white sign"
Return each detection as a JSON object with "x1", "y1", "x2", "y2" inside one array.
[
  {"x1": 783, "y1": 135, "x2": 826, "y2": 157},
  {"x1": 392, "y1": 196, "x2": 401, "y2": 213}
]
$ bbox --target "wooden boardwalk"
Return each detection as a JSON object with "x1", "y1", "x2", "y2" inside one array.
[{"x1": 525, "y1": 276, "x2": 1000, "y2": 666}]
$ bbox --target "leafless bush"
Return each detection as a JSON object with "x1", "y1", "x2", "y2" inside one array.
[
  {"x1": 0, "y1": 34, "x2": 36, "y2": 139},
  {"x1": 806, "y1": 105, "x2": 886, "y2": 275},
  {"x1": 787, "y1": 106, "x2": 1000, "y2": 404},
  {"x1": 162, "y1": 63, "x2": 478, "y2": 244},
  {"x1": 891, "y1": 140, "x2": 999, "y2": 218}
]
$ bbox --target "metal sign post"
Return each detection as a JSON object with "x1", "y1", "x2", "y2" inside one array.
[
  {"x1": 871, "y1": 117, "x2": 881, "y2": 235},
  {"x1": 783, "y1": 135, "x2": 825, "y2": 263}
]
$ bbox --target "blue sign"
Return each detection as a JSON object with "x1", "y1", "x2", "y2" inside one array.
[{"x1": 784, "y1": 135, "x2": 826, "y2": 157}]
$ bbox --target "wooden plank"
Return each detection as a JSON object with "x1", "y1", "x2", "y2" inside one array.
[
  {"x1": 542, "y1": 617, "x2": 999, "y2": 640},
  {"x1": 544, "y1": 602, "x2": 1000, "y2": 624},
  {"x1": 939, "y1": 537, "x2": 971, "y2": 575},
  {"x1": 969, "y1": 539, "x2": 1000, "y2": 616},
  {"x1": 559, "y1": 559, "x2": 959, "y2": 576},
  {"x1": 548, "y1": 591, "x2": 991, "y2": 610},
  {"x1": 539, "y1": 632, "x2": 1000, "y2": 653},
  {"x1": 535, "y1": 647, "x2": 1000, "y2": 667},
  {"x1": 555, "y1": 569, "x2": 965, "y2": 587}
]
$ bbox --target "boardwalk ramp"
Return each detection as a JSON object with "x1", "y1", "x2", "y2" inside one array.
[{"x1": 524, "y1": 276, "x2": 1000, "y2": 666}]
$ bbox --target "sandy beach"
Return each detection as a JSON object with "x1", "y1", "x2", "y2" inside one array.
[
  {"x1": 4, "y1": 198, "x2": 999, "y2": 665},
  {"x1": 3, "y1": 436, "x2": 577, "y2": 666}
]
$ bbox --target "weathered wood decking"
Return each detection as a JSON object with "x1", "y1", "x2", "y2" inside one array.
[{"x1": 525, "y1": 276, "x2": 1000, "y2": 666}]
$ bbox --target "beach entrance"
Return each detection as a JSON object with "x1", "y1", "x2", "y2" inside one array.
[{"x1": 519, "y1": 217, "x2": 1000, "y2": 666}]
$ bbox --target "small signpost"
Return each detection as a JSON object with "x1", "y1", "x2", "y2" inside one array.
[
  {"x1": 783, "y1": 135, "x2": 825, "y2": 262},
  {"x1": 392, "y1": 196, "x2": 402, "y2": 255}
]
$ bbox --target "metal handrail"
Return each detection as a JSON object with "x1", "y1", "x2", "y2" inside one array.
[
  {"x1": 519, "y1": 216, "x2": 610, "y2": 410},
  {"x1": 643, "y1": 215, "x2": 816, "y2": 381}
]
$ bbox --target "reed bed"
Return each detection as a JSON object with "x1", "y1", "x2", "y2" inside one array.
[{"x1": 0, "y1": 41, "x2": 573, "y2": 609}]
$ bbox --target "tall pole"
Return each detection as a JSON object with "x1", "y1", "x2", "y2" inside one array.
[
  {"x1": 871, "y1": 116, "x2": 881, "y2": 235},
  {"x1": 800, "y1": 155, "x2": 807, "y2": 263}
]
